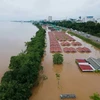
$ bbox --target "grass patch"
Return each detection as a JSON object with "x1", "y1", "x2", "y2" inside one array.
[{"x1": 94, "y1": 70, "x2": 100, "y2": 73}]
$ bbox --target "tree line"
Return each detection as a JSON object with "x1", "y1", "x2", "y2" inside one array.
[
  {"x1": 0, "y1": 24, "x2": 46, "y2": 100},
  {"x1": 43, "y1": 21, "x2": 100, "y2": 37}
]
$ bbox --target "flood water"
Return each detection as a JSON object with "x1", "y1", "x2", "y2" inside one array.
[
  {"x1": 0, "y1": 23, "x2": 100, "y2": 100},
  {"x1": 30, "y1": 29, "x2": 100, "y2": 100},
  {"x1": 0, "y1": 22, "x2": 38, "y2": 79}
]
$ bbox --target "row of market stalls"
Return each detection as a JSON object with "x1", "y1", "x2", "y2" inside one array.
[
  {"x1": 76, "y1": 47, "x2": 91, "y2": 52},
  {"x1": 63, "y1": 47, "x2": 91, "y2": 53},
  {"x1": 48, "y1": 31, "x2": 91, "y2": 53},
  {"x1": 76, "y1": 57, "x2": 100, "y2": 72},
  {"x1": 61, "y1": 41, "x2": 82, "y2": 46},
  {"x1": 48, "y1": 32, "x2": 62, "y2": 53},
  {"x1": 53, "y1": 31, "x2": 75, "y2": 41}
]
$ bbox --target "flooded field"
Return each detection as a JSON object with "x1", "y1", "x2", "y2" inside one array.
[
  {"x1": 0, "y1": 22, "x2": 38, "y2": 79},
  {"x1": 30, "y1": 29, "x2": 100, "y2": 100}
]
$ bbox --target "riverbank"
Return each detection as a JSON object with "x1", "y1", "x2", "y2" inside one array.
[
  {"x1": 0, "y1": 24, "x2": 46, "y2": 100},
  {"x1": 68, "y1": 31, "x2": 100, "y2": 49}
]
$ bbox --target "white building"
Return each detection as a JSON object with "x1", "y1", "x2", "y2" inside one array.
[
  {"x1": 48, "y1": 16, "x2": 52, "y2": 22},
  {"x1": 82, "y1": 17, "x2": 85, "y2": 22},
  {"x1": 85, "y1": 16, "x2": 95, "y2": 22}
]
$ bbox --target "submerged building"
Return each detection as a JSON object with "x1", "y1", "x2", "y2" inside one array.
[
  {"x1": 87, "y1": 57, "x2": 100, "y2": 70},
  {"x1": 76, "y1": 57, "x2": 100, "y2": 72}
]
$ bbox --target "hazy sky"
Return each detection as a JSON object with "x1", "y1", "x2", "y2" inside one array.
[{"x1": 0, "y1": 0, "x2": 100, "y2": 20}]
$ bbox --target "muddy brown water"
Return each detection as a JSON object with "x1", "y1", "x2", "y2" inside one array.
[
  {"x1": 0, "y1": 23, "x2": 100, "y2": 100},
  {"x1": 30, "y1": 29, "x2": 100, "y2": 100},
  {"x1": 0, "y1": 22, "x2": 38, "y2": 80}
]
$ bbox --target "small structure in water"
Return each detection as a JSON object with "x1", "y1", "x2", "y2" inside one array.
[{"x1": 60, "y1": 94, "x2": 76, "y2": 99}]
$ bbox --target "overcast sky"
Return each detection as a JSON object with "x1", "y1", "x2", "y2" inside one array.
[{"x1": 0, "y1": 0, "x2": 100, "y2": 20}]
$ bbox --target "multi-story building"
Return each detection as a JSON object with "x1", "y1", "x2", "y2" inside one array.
[
  {"x1": 48, "y1": 16, "x2": 52, "y2": 22},
  {"x1": 85, "y1": 16, "x2": 95, "y2": 22}
]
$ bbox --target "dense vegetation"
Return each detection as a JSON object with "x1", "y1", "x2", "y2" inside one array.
[
  {"x1": 53, "y1": 53, "x2": 63, "y2": 64},
  {"x1": 0, "y1": 24, "x2": 46, "y2": 100},
  {"x1": 45, "y1": 21, "x2": 100, "y2": 37},
  {"x1": 90, "y1": 93, "x2": 100, "y2": 100},
  {"x1": 68, "y1": 31, "x2": 100, "y2": 49}
]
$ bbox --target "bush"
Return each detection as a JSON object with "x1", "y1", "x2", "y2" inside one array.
[
  {"x1": 53, "y1": 53, "x2": 63, "y2": 64},
  {"x1": 90, "y1": 93, "x2": 100, "y2": 100}
]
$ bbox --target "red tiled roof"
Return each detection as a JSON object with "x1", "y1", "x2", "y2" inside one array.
[
  {"x1": 79, "y1": 65, "x2": 93, "y2": 71},
  {"x1": 76, "y1": 59, "x2": 87, "y2": 63}
]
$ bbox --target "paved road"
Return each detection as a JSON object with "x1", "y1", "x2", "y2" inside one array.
[{"x1": 68, "y1": 29, "x2": 100, "y2": 44}]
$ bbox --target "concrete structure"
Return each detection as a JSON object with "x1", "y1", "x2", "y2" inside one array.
[
  {"x1": 69, "y1": 18, "x2": 77, "y2": 22},
  {"x1": 76, "y1": 19, "x2": 82, "y2": 23},
  {"x1": 48, "y1": 16, "x2": 52, "y2": 22}
]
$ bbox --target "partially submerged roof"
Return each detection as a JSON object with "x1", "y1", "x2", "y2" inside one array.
[
  {"x1": 97, "y1": 58, "x2": 100, "y2": 62},
  {"x1": 60, "y1": 94, "x2": 76, "y2": 99},
  {"x1": 87, "y1": 57, "x2": 100, "y2": 70}
]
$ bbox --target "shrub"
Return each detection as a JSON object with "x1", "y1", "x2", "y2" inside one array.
[
  {"x1": 53, "y1": 53, "x2": 63, "y2": 64},
  {"x1": 90, "y1": 93, "x2": 100, "y2": 100}
]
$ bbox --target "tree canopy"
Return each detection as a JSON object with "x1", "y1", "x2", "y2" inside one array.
[
  {"x1": 44, "y1": 21, "x2": 100, "y2": 37},
  {"x1": 53, "y1": 53, "x2": 63, "y2": 64},
  {"x1": 90, "y1": 93, "x2": 100, "y2": 100},
  {"x1": 0, "y1": 24, "x2": 46, "y2": 100}
]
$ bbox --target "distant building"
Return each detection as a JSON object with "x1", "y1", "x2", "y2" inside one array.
[
  {"x1": 69, "y1": 18, "x2": 77, "y2": 22},
  {"x1": 48, "y1": 16, "x2": 52, "y2": 22},
  {"x1": 85, "y1": 16, "x2": 95, "y2": 22},
  {"x1": 82, "y1": 17, "x2": 85, "y2": 22},
  {"x1": 97, "y1": 18, "x2": 100, "y2": 23},
  {"x1": 76, "y1": 20, "x2": 82, "y2": 23},
  {"x1": 44, "y1": 19, "x2": 47, "y2": 22}
]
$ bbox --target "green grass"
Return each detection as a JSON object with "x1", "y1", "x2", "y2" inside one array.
[
  {"x1": 68, "y1": 31, "x2": 100, "y2": 49},
  {"x1": 94, "y1": 70, "x2": 100, "y2": 73}
]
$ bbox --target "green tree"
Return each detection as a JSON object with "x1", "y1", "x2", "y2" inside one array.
[
  {"x1": 0, "y1": 24, "x2": 46, "y2": 100},
  {"x1": 53, "y1": 53, "x2": 63, "y2": 64},
  {"x1": 90, "y1": 93, "x2": 100, "y2": 100},
  {"x1": 48, "y1": 21, "x2": 100, "y2": 37}
]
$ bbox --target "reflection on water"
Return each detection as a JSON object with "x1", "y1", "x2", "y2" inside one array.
[
  {"x1": 0, "y1": 22, "x2": 38, "y2": 79},
  {"x1": 30, "y1": 30, "x2": 100, "y2": 100},
  {"x1": 53, "y1": 64, "x2": 63, "y2": 73}
]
